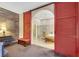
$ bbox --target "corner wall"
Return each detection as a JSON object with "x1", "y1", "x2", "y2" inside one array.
[{"x1": 19, "y1": 14, "x2": 23, "y2": 38}]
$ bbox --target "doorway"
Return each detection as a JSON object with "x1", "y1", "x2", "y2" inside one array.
[{"x1": 31, "y1": 4, "x2": 54, "y2": 49}]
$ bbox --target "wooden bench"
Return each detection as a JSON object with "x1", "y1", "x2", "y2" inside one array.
[{"x1": 18, "y1": 39, "x2": 30, "y2": 47}]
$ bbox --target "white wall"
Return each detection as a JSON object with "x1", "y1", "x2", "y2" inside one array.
[{"x1": 19, "y1": 14, "x2": 23, "y2": 38}]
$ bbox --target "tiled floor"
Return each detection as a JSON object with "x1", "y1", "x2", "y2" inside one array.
[{"x1": 5, "y1": 44, "x2": 63, "y2": 57}]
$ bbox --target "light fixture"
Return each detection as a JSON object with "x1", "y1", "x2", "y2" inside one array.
[{"x1": 1, "y1": 23, "x2": 6, "y2": 36}]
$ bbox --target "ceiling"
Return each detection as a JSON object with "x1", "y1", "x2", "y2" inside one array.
[{"x1": 0, "y1": 2, "x2": 50, "y2": 14}]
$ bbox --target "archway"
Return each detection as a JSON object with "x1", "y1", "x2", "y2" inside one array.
[{"x1": 31, "y1": 10, "x2": 54, "y2": 49}]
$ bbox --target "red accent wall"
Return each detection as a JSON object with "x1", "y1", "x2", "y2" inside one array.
[
  {"x1": 23, "y1": 11, "x2": 31, "y2": 43},
  {"x1": 55, "y1": 2, "x2": 77, "y2": 56},
  {"x1": 77, "y1": 3, "x2": 79, "y2": 56}
]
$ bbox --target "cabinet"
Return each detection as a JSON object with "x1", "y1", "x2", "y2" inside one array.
[
  {"x1": 55, "y1": 2, "x2": 78, "y2": 56},
  {"x1": 0, "y1": 36, "x2": 15, "y2": 46},
  {"x1": 18, "y1": 39, "x2": 30, "y2": 47}
]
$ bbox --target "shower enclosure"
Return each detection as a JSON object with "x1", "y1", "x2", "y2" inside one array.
[{"x1": 31, "y1": 4, "x2": 54, "y2": 49}]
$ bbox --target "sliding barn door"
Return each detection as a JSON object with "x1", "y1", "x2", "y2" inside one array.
[
  {"x1": 23, "y1": 11, "x2": 31, "y2": 43},
  {"x1": 55, "y1": 2, "x2": 77, "y2": 56}
]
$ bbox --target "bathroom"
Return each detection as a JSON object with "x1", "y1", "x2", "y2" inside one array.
[{"x1": 31, "y1": 3, "x2": 54, "y2": 49}]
